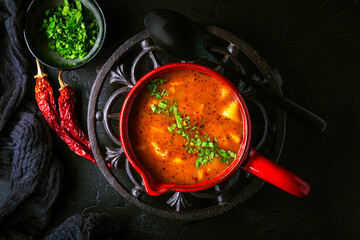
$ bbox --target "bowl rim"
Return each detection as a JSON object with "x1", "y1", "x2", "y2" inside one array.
[
  {"x1": 23, "y1": 0, "x2": 106, "y2": 70},
  {"x1": 119, "y1": 63, "x2": 252, "y2": 196}
]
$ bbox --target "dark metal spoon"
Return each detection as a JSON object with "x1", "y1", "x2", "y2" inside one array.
[{"x1": 144, "y1": 9, "x2": 326, "y2": 132}]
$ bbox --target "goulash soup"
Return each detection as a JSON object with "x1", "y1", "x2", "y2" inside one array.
[{"x1": 128, "y1": 69, "x2": 244, "y2": 185}]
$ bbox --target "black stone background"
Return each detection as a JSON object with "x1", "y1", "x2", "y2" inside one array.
[{"x1": 1, "y1": 0, "x2": 360, "y2": 239}]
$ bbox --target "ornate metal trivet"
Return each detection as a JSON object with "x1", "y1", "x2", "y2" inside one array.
[{"x1": 87, "y1": 26, "x2": 285, "y2": 220}]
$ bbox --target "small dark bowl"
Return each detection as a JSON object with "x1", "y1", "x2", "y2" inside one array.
[{"x1": 24, "y1": 0, "x2": 106, "y2": 70}]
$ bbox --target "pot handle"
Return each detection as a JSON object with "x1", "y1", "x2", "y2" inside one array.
[{"x1": 243, "y1": 148, "x2": 310, "y2": 198}]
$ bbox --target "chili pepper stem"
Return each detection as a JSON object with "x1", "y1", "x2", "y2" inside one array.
[
  {"x1": 58, "y1": 71, "x2": 68, "y2": 90},
  {"x1": 34, "y1": 59, "x2": 48, "y2": 79}
]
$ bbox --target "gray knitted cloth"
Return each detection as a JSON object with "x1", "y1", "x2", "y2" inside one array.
[
  {"x1": 0, "y1": 1, "x2": 124, "y2": 239},
  {"x1": 0, "y1": 0, "x2": 63, "y2": 239}
]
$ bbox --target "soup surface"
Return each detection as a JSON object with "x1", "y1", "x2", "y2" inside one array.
[{"x1": 128, "y1": 69, "x2": 244, "y2": 185}]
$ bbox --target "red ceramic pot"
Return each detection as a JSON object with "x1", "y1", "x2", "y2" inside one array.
[{"x1": 119, "y1": 63, "x2": 310, "y2": 197}]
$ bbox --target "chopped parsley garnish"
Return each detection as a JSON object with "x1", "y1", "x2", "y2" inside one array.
[
  {"x1": 40, "y1": 0, "x2": 98, "y2": 59},
  {"x1": 158, "y1": 100, "x2": 168, "y2": 109},
  {"x1": 147, "y1": 79, "x2": 167, "y2": 97},
  {"x1": 147, "y1": 81, "x2": 237, "y2": 168},
  {"x1": 167, "y1": 123, "x2": 177, "y2": 133}
]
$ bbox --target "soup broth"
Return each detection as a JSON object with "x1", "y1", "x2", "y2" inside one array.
[{"x1": 128, "y1": 69, "x2": 244, "y2": 185}]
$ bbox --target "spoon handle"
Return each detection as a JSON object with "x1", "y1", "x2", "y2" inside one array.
[
  {"x1": 203, "y1": 53, "x2": 327, "y2": 132},
  {"x1": 242, "y1": 76, "x2": 326, "y2": 132}
]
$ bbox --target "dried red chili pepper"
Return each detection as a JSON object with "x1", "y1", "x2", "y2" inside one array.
[
  {"x1": 35, "y1": 59, "x2": 65, "y2": 139},
  {"x1": 34, "y1": 60, "x2": 116, "y2": 168},
  {"x1": 58, "y1": 71, "x2": 91, "y2": 150},
  {"x1": 34, "y1": 59, "x2": 97, "y2": 165},
  {"x1": 34, "y1": 59, "x2": 58, "y2": 123}
]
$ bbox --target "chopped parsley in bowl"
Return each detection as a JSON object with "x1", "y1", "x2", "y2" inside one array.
[
  {"x1": 24, "y1": 0, "x2": 106, "y2": 69},
  {"x1": 40, "y1": 0, "x2": 99, "y2": 60}
]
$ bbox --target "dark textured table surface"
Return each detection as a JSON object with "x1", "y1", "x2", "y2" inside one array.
[{"x1": 2, "y1": 0, "x2": 360, "y2": 239}]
